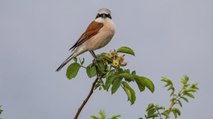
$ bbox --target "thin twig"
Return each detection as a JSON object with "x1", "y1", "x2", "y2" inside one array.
[
  {"x1": 156, "y1": 108, "x2": 162, "y2": 119},
  {"x1": 74, "y1": 76, "x2": 100, "y2": 119}
]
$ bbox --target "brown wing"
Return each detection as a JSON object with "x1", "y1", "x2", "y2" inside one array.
[{"x1": 69, "y1": 21, "x2": 104, "y2": 51}]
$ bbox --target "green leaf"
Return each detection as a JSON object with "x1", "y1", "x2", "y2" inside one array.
[
  {"x1": 66, "y1": 63, "x2": 81, "y2": 80},
  {"x1": 170, "y1": 97, "x2": 176, "y2": 102},
  {"x1": 177, "y1": 100, "x2": 182, "y2": 107},
  {"x1": 184, "y1": 92, "x2": 195, "y2": 99},
  {"x1": 99, "y1": 110, "x2": 106, "y2": 119},
  {"x1": 73, "y1": 57, "x2": 77, "y2": 62},
  {"x1": 110, "y1": 115, "x2": 121, "y2": 119},
  {"x1": 100, "y1": 53, "x2": 112, "y2": 62},
  {"x1": 172, "y1": 108, "x2": 181, "y2": 118},
  {"x1": 168, "y1": 86, "x2": 175, "y2": 92},
  {"x1": 146, "y1": 113, "x2": 158, "y2": 118},
  {"x1": 135, "y1": 77, "x2": 145, "y2": 92},
  {"x1": 111, "y1": 78, "x2": 122, "y2": 94},
  {"x1": 105, "y1": 75, "x2": 115, "y2": 91},
  {"x1": 135, "y1": 75, "x2": 155, "y2": 93},
  {"x1": 96, "y1": 60, "x2": 106, "y2": 73},
  {"x1": 117, "y1": 46, "x2": 135, "y2": 56},
  {"x1": 190, "y1": 83, "x2": 199, "y2": 90},
  {"x1": 86, "y1": 64, "x2": 97, "y2": 78},
  {"x1": 90, "y1": 115, "x2": 98, "y2": 119},
  {"x1": 119, "y1": 73, "x2": 134, "y2": 81},
  {"x1": 0, "y1": 105, "x2": 3, "y2": 115},
  {"x1": 184, "y1": 88, "x2": 197, "y2": 93},
  {"x1": 79, "y1": 58, "x2": 85, "y2": 65},
  {"x1": 122, "y1": 82, "x2": 136, "y2": 105},
  {"x1": 131, "y1": 70, "x2": 136, "y2": 75},
  {"x1": 161, "y1": 77, "x2": 173, "y2": 86},
  {"x1": 146, "y1": 103, "x2": 155, "y2": 111},
  {"x1": 181, "y1": 96, "x2": 189, "y2": 103},
  {"x1": 181, "y1": 75, "x2": 189, "y2": 85}
]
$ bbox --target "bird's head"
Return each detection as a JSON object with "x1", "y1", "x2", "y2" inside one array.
[{"x1": 95, "y1": 8, "x2": 112, "y2": 19}]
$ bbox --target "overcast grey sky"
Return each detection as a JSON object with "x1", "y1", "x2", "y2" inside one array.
[{"x1": 0, "y1": 0, "x2": 213, "y2": 119}]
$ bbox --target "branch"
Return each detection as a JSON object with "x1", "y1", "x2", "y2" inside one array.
[{"x1": 74, "y1": 74, "x2": 100, "y2": 119}]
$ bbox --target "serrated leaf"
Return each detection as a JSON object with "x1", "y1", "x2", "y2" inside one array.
[
  {"x1": 111, "y1": 78, "x2": 122, "y2": 94},
  {"x1": 86, "y1": 64, "x2": 96, "y2": 78},
  {"x1": 66, "y1": 63, "x2": 81, "y2": 80},
  {"x1": 122, "y1": 82, "x2": 136, "y2": 105},
  {"x1": 135, "y1": 75, "x2": 155, "y2": 93},
  {"x1": 117, "y1": 46, "x2": 135, "y2": 56}
]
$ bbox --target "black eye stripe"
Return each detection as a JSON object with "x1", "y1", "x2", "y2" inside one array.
[{"x1": 96, "y1": 13, "x2": 112, "y2": 19}]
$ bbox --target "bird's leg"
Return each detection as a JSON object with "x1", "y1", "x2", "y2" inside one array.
[
  {"x1": 90, "y1": 51, "x2": 97, "y2": 59},
  {"x1": 89, "y1": 51, "x2": 100, "y2": 64}
]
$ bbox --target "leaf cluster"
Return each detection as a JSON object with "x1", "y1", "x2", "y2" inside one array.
[
  {"x1": 140, "y1": 75, "x2": 199, "y2": 119},
  {"x1": 90, "y1": 110, "x2": 121, "y2": 119},
  {"x1": 66, "y1": 46, "x2": 155, "y2": 105},
  {"x1": 0, "y1": 105, "x2": 2, "y2": 119}
]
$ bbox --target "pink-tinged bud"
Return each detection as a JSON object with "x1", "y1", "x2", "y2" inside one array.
[{"x1": 120, "y1": 62, "x2": 127, "y2": 66}]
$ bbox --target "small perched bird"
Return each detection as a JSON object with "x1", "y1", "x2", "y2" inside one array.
[{"x1": 56, "y1": 8, "x2": 115, "y2": 71}]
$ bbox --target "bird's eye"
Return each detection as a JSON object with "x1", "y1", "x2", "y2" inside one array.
[{"x1": 96, "y1": 13, "x2": 112, "y2": 19}]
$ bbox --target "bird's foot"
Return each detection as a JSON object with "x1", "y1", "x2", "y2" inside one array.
[{"x1": 92, "y1": 58, "x2": 101, "y2": 64}]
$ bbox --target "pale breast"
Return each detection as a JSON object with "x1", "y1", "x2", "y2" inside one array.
[{"x1": 86, "y1": 19, "x2": 115, "y2": 51}]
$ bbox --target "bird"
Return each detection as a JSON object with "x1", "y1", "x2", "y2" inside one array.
[{"x1": 56, "y1": 8, "x2": 115, "y2": 71}]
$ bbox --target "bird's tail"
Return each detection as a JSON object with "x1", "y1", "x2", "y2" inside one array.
[{"x1": 56, "y1": 53, "x2": 74, "y2": 72}]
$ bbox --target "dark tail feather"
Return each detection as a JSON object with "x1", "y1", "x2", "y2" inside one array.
[{"x1": 56, "y1": 54, "x2": 74, "y2": 72}]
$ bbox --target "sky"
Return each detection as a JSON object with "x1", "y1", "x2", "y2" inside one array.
[{"x1": 0, "y1": 0, "x2": 213, "y2": 119}]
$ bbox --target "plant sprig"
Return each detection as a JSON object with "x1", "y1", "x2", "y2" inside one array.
[
  {"x1": 66, "y1": 46, "x2": 155, "y2": 105},
  {"x1": 139, "y1": 75, "x2": 199, "y2": 119}
]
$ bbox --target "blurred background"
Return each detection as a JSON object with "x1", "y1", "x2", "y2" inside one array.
[{"x1": 0, "y1": 0, "x2": 212, "y2": 118}]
